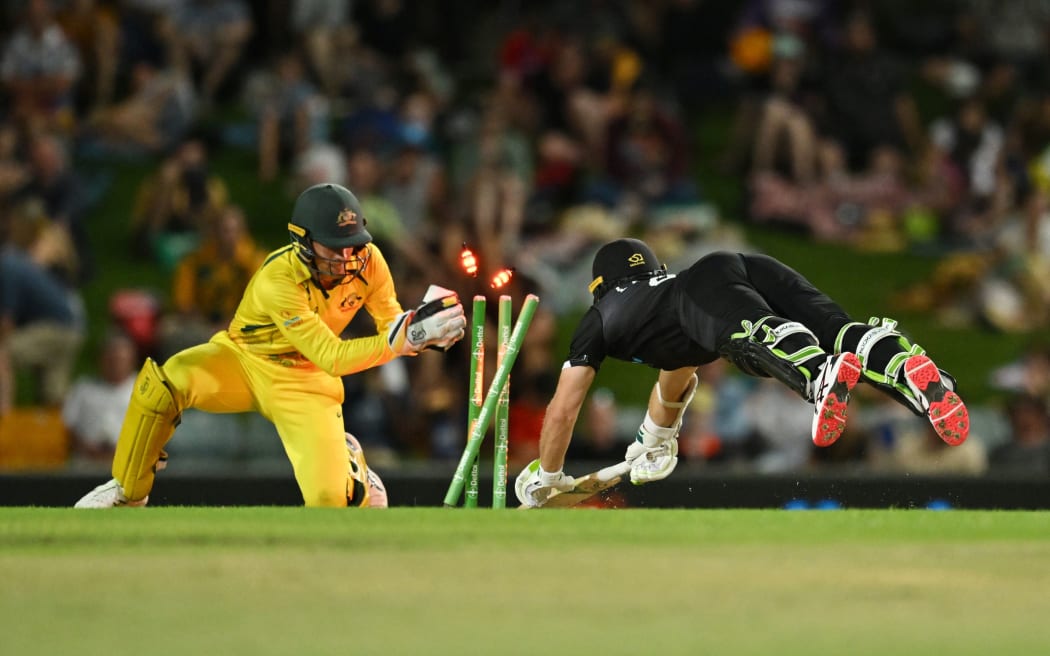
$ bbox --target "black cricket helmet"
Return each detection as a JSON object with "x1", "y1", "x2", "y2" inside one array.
[
  {"x1": 588, "y1": 238, "x2": 665, "y2": 299},
  {"x1": 288, "y1": 183, "x2": 372, "y2": 283}
]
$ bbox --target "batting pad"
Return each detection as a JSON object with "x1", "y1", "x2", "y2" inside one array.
[{"x1": 112, "y1": 358, "x2": 181, "y2": 501}]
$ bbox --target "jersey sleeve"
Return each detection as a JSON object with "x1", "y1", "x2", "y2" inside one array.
[
  {"x1": 359, "y1": 246, "x2": 405, "y2": 333},
  {"x1": 564, "y1": 307, "x2": 607, "y2": 371},
  {"x1": 256, "y1": 263, "x2": 396, "y2": 377}
]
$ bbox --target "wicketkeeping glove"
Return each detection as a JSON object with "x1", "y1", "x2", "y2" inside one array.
[
  {"x1": 387, "y1": 285, "x2": 467, "y2": 355},
  {"x1": 514, "y1": 458, "x2": 577, "y2": 508}
]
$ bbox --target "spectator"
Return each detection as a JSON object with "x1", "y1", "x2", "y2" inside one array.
[
  {"x1": 455, "y1": 100, "x2": 532, "y2": 268},
  {"x1": 568, "y1": 387, "x2": 631, "y2": 462},
  {"x1": 5, "y1": 196, "x2": 80, "y2": 291},
  {"x1": 0, "y1": 0, "x2": 82, "y2": 133},
  {"x1": 749, "y1": 139, "x2": 914, "y2": 245},
  {"x1": 346, "y1": 146, "x2": 430, "y2": 281},
  {"x1": 682, "y1": 357, "x2": 762, "y2": 464},
  {"x1": 55, "y1": 0, "x2": 120, "y2": 113},
  {"x1": 130, "y1": 137, "x2": 229, "y2": 270},
  {"x1": 989, "y1": 394, "x2": 1050, "y2": 475},
  {"x1": 161, "y1": 0, "x2": 253, "y2": 105},
  {"x1": 114, "y1": 0, "x2": 170, "y2": 74},
  {"x1": 865, "y1": 392, "x2": 989, "y2": 476},
  {"x1": 990, "y1": 343, "x2": 1050, "y2": 403},
  {"x1": 251, "y1": 50, "x2": 329, "y2": 181},
  {"x1": 0, "y1": 120, "x2": 30, "y2": 201},
  {"x1": 595, "y1": 82, "x2": 698, "y2": 217},
  {"x1": 81, "y1": 60, "x2": 197, "y2": 157},
  {"x1": 884, "y1": 420, "x2": 989, "y2": 476},
  {"x1": 0, "y1": 224, "x2": 84, "y2": 415},
  {"x1": 62, "y1": 331, "x2": 138, "y2": 463},
  {"x1": 744, "y1": 378, "x2": 815, "y2": 473},
  {"x1": 653, "y1": 0, "x2": 740, "y2": 109},
  {"x1": 818, "y1": 10, "x2": 921, "y2": 172},
  {"x1": 158, "y1": 205, "x2": 266, "y2": 359},
  {"x1": 289, "y1": 0, "x2": 354, "y2": 99},
  {"x1": 385, "y1": 125, "x2": 450, "y2": 244},
  {"x1": 16, "y1": 131, "x2": 91, "y2": 284},
  {"x1": 293, "y1": 141, "x2": 348, "y2": 190},
  {"x1": 750, "y1": 34, "x2": 820, "y2": 184},
  {"x1": 928, "y1": 96, "x2": 1006, "y2": 239}
]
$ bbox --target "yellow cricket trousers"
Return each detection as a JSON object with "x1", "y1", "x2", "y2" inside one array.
[{"x1": 163, "y1": 331, "x2": 350, "y2": 506}]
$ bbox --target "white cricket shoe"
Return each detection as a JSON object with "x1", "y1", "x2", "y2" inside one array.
[
  {"x1": 74, "y1": 479, "x2": 148, "y2": 509},
  {"x1": 811, "y1": 352, "x2": 862, "y2": 447}
]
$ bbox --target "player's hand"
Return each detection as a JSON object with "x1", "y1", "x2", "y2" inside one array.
[
  {"x1": 387, "y1": 285, "x2": 466, "y2": 355},
  {"x1": 514, "y1": 459, "x2": 576, "y2": 508},
  {"x1": 625, "y1": 438, "x2": 678, "y2": 485}
]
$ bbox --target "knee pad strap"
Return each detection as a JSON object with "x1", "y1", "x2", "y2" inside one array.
[{"x1": 655, "y1": 374, "x2": 699, "y2": 431}]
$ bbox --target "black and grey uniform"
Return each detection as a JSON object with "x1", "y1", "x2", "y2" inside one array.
[
  {"x1": 569, "y1": 250, "x2": 943, "y2": 413},
  {"x1": 569, "y1": 251, "x2": 838, "y2": 366}
]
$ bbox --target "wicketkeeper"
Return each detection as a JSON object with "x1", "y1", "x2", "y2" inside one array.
[
  {"x1": 516, "y1": 238, "x2": 969, "y2": 508},
  {"x1": 77, "y1": 183, "x2": 466, "y2": 508}
]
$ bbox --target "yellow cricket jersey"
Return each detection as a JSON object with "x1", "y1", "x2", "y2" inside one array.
[{"x1": 227, "y1": 243, "x2": 404, "y2": 376}]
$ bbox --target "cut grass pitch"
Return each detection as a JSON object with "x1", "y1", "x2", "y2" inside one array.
[{"x1": 1, "y1": 508, "x2": 1047, "y2": 655}]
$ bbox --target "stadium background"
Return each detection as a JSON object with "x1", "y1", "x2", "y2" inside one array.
[{"x1": 2, "y1": 0, "x2": 1049, "y2": 504}]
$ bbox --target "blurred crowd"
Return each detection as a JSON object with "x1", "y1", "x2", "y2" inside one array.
[{"x1": 1, "y1": 0, "x2": 1049, "y2": 478}]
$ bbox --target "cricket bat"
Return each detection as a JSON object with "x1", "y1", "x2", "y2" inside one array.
[{"x1": 519, "y1": 461, "x2": 632, "y2": 509}]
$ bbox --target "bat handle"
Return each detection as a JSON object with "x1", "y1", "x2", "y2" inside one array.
[{"x1": 596, "y1": 461, "x2": 631, "y2": 482}]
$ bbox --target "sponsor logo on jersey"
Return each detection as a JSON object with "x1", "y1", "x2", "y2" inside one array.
[{"x1": 283, "y1": 315, "x2": 303, "y2": 328}]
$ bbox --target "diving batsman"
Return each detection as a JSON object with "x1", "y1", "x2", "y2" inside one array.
[
  {"x1": 516, "y1": 239, "x2": 969, "y2": 508},
  {"x1": 76, "y1": 183, "x2": 466, "y2": 508}
]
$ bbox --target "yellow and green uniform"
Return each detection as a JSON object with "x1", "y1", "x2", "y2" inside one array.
[{"x1": 113, "y1": 243, "x2": 404, "y2": 506}]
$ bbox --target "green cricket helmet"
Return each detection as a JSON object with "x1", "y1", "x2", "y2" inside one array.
[
  {"x1": 588, "y1": 238, "x2": 666, "y2": 300},
  {"x1": 288, "y1": 183, "x2": 372, "y2": 284}
]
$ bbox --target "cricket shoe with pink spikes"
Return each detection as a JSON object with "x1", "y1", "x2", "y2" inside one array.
[
  {"x1": 902, "y1": 354, "x2": 969, "y2": 446},
  {"x1": 811, "y1": 352, "x2": 862, "y2": 447}
]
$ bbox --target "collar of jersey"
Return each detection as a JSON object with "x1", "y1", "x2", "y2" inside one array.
[{"x1": 287, "y1": 247, "x2": 315, "y2": 286}]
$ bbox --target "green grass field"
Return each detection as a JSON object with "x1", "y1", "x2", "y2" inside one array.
[{"x1": 1, "y1": 508, "x2": 1047, "y2": 655}]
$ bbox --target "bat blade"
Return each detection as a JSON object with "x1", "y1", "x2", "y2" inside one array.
[{"x1": 519, "y1": 462, "x2": 631, "y2": 509}]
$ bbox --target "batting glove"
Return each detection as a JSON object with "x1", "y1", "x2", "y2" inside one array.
[
  {"x1": 514, "y1": 458, "x2": 576, "y2": 508},
  {"x1": 625, "y1": 413, "x2": 679, "y2": 484}
]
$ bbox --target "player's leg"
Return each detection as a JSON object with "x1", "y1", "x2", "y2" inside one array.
[
  {"x1": 833, "y1": 317, "x2": 969, "y2": 445},
  {"x1": 737, "y1": 252, "x2": 853, "y2": 347},
  {"x1": 717, "y1": 314, "x2": 861, "y2": 447},
  {"x1": 258, "y1": 369, "x2": 370, "y2": 507},
  {"x1": 75, "y1": 357, "x2": 177, "y2": 508},
  {"x1": 741, "y1": 252, "x2": 968, "y2": 444},
  {"x1": 677, "y1": 253, "x2": 862, "y2": 446},
  {"x1": 75, "y1": 339, "x2": 255, "y2": 508}
]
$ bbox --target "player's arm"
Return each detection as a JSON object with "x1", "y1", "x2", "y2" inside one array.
[
  {"x1": 260, "y1": 270, "x2": 396, "y2": 377},
  {"x1": 515, "y1": 309, "x2": 606, "y2": 507},
  {"x1": 514, "y1": 363, "x2": 594, "y2": 508},
  {"x1": 539, "y1": 364, "x2": 597, "y2": 472},
  {"x1": 538, "y1": 307, "x2": 606, "y2": 470}
]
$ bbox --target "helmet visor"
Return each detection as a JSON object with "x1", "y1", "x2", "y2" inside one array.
[{"x1": 312, "y1": 242, "x2": 371, "y2": 284}]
